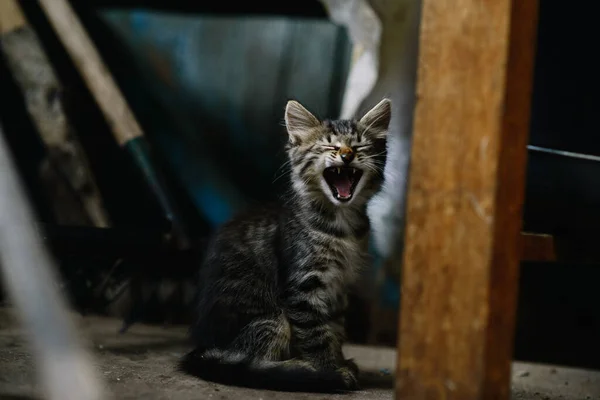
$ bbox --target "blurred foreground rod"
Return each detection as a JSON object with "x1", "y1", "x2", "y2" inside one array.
[
  {"x1": 0, "y1": 122, "x2": 107, "y2": 400},
  {"x1": 37, "y1": 0, "x2": 190, "y2": 250}
]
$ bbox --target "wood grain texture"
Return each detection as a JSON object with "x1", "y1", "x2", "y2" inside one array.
[
  {"x1": 396, "y1": 0, "x2": 539, "y2": 399},
  {"x1": 38, "y1": 0, "x2": 143, "y2": 146}
]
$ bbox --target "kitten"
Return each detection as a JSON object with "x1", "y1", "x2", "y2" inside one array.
[{"x1": 179, "y1": 98, "x2": 391, "y2": 393}]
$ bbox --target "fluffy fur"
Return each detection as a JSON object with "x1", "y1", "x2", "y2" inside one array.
[{"x1": 179, "y1": 99, "x2": 391, "y2": 393}]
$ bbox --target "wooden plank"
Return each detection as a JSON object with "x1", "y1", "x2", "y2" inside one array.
[
  {"x1": 396, "y1": 0, "x2": 539, "y2": 399},
  {"x1": 520, "y1": 232, "x2": 556, "y2": 262},
  {"x1": 522, "y1": 232, "x2": 600, "y2": 264}
]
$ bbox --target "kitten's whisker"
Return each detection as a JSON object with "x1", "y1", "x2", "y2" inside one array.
[
  {"x1": 272, "y1": 170, "x2": 290, "y2": 184},
  {"x1": 357, "y1": 151, "x2": 387, "y2": 160},
  {"x1": 275, "y1": 159, "x2": 293, "y2": 172},
  {"x1": 362, "y1": 164, "x2": 383, "y2": 175},
  {"x1": 272, "y1": 159, "x2": 295, "y2": 184}
]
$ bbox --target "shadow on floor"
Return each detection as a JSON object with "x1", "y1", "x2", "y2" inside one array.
[
  {"x1": 97, "y1": 339, "x2": 187, "y2": 356},
  {"x1": 360, "y1": 369, "x2": 394, "y2": 390},
  {"x1": 0, "y1": 394, "x2": 39, "y2": 400}
]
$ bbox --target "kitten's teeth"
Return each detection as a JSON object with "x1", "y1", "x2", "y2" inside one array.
[
  {"x1": 337, "y1": 168, "x2": 341, "y2": 174},
  {"x1": 352, "y1": 168, "x2": 356, "y2": 174}
]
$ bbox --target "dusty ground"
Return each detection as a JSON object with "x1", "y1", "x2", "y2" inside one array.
[{"x1": 0, "y1": 307, "x2": 599, "y2": 399}]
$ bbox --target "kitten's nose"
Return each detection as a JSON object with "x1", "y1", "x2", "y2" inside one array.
[{"x1": 339, "y1": 146, "x2": 355, "y2": 164}]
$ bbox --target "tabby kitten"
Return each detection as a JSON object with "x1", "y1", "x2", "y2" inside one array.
[{"x1": 179, "y1": 98, "x2": 391, "y2": 393}]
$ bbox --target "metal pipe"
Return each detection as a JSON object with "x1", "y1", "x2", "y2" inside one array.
[
  {"x1": 0, "y1": 122, "x2": 107, "y2": 400},
  {"x1": 527, "y1": 144, "x2": 600, "y2": 163}
]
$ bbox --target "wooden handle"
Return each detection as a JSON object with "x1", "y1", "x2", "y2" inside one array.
[
  {"x1": 38, "y1": 0, "x2": 143, "y2": 146},
  {"x1": 0, "y1": 0, "x2": 26, "y2": 34}
]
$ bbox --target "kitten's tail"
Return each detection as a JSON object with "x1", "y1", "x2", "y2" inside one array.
[{"x1": 178, "y1": 348, "x2": 357, "y2": 393}]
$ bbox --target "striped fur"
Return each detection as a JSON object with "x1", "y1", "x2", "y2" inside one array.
[{"x1": 180, "y1": 99, "x2": 391, "y2": 393}]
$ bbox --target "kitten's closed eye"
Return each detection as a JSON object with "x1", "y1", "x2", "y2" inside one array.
[{"x1": 324, "y1": 145, "x2": 370, "y2": 152}]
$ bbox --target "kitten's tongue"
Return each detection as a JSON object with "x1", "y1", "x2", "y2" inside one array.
[{"x1": 332, "y1": 175, "x2": 353, "y2": 198}]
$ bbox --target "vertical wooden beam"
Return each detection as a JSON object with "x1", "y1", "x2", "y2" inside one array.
[{"x1": 396, "y1": 0, "x2": 539, "y2": 399}]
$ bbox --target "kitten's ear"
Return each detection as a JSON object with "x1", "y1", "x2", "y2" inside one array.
[
  {"x1": 359, "y1": 98, "x2": 392, "y2": 139},
  {"x1": 285, "y1": 100, "x2": 320, "y2": 145}
]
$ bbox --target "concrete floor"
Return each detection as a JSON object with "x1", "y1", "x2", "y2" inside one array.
[{"x1": 0, "y1": 307, "x2": 599, "y2": 399}]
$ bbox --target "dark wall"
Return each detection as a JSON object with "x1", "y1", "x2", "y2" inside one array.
[
  {"x1": 529, "y1": 0, "x2": 599, "y2": 155},
  {"x1": 517, "y1": 0, "x2": 600, "y2": 370}
]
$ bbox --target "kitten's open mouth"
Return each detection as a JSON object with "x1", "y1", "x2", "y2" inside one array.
[{"x1": 323, "y1": 167, "x2": 363, "y2": 202}]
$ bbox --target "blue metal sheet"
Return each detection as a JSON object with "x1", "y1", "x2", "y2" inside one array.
[{"x1": 100, "y1": 10, "x2": 351, "y2": 227}]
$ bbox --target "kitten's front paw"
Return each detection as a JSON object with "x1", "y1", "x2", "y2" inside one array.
[
  {"x1": 344, "y1": 358, "x2": 360, "y2": 377},
  {"x1": 336, "y1": 366, "x2": 360, "y2": 391}
]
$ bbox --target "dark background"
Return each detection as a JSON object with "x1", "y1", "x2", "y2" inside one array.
[{"x1": 0, "y1": 0, "x2": 599, "y2": 370}]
